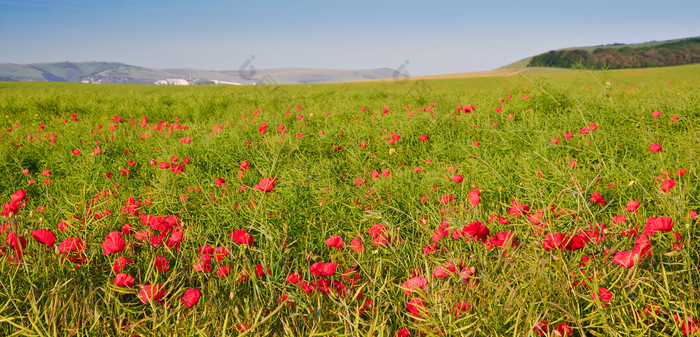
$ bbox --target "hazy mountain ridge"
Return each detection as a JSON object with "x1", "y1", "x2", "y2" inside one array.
[{"x1": 0, "y1": 61, "x2": 396, "y2": 85}]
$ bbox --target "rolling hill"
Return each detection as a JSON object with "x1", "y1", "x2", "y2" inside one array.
[{"x1": 0, "y1": 61, "x2": 396, "y2": 85}]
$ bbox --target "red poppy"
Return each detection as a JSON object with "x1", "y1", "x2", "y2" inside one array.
[
  {"x1": 113, "y1": 273, "x2": 136, "y2": 288},
  {"x1": 254, "y1": 177, "x2": 277, "y2": 193},
  {"x1": 113, "y1": 256, "x2": 133, "y2": 273},
  {"x1": 59, "y1": 237, "x2": 84, "y2": 254},
  {"x1": 468, "y1": 189, "x2": 480, "y2": 207},
  {"x1": 325, "y1": 235, "x2": 344, "y2": 249},
  {"x1": 591, "y1": 287, "x2": 613, "y2": 305},
  {"x1": 534, "y1": 321, "x2": 549, "y2": 336},
  {"x1": 31, "y1": 229, "x2": 56, "y2": 247},
  {"x1": 660, "y1": 179, "x2": 675, "y2": 193},
  {"x1": 673, "y1": 315, "x2": 698, "y2": 336},
  {"x1": 420, "y1": 134, "x2": 429, "y2": 142},
  {"x1": 309, "y1": 262, "x2": 337, "y2": 276},
  {"x1": 214, "y1": 178, "x2": 226, "y2": 187},
  {"x1": 154, "y1": 256, "x2": 170, "y2": 272},
  {"x1": 229, "y1": 230, "x2": 255, "y2": 246},
  {"x1": 507, "y1": 199, "x2": 530, "y2": 217},
  {"x1": 649, "y1": 143, "x2": 662, "y2": 153},
  {"x1": 590, "y1": 192, "x2": 605, "y2": 206},
  {"x1": 440, "y1": 194, "x2": 454, "y2": 205},
  {"x1": 181, "y1": 288, "x2": 200, "y2": 308},
  {"x1": 626, "y1": 200, "x2": 640, "y2": 213},
  {"x1": 286, "y1": 272, "x2": 300, "y2": 284},
  {"x1": 102, "y1": 231, "x2": 126, "y2": 255},
  {"x1": 451, "y1": 174, "x2": 463, "y2": 183},
  {"x1": 402, "y1": 275, "x2": 428, "y2": 295},
  {"x1": 350, "y1": 236, "x2": 364, "y2": 254},
  {"x1": 463, "y1": 221, "x2": 489, "y2": 243},
  {"x1": 406, "y1": 298, "x2": 426, "y2": 317},
  {"x1": 139, "y1": 284, "x2": 166, "y2": 304},
  {"x1": 542, "y1": 233, "x2": 566, "y2": 251},
  {"x1": 643, "y1": 217, "x2": 673, "y2": 235},
  {"x1": 555, "y1": 323, "x2": 573, "y2": 336},
  {"x1": 216, "y1": 264, "x2": 230, "y2": 277},
  {"x1": 193, "y1": 254, "x2": 213, "y2": 272}
]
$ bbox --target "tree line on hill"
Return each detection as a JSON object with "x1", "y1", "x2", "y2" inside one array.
[{"x1": 528, "y1": 37, "x2": 700, "y2": 69}]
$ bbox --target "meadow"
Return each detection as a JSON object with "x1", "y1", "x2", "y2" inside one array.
[{"x1": 0, "y1": 64, "x2": 698, "y2": 336}]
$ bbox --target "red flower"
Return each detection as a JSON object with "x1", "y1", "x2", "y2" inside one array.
[
  {"x1": 254, "y1": 177, "x2": 277, "y2": 193},
  {"x1": 309, "y1": 262, "x2": 337, "y2": 276},
  {"x1": 419, "y1": 134, "x2": 429, "y2": 142},
  {"x1": 139, "y1": 284, "x2": 166, "y2": 304},
  {"x1": 468, "y1": 189, "x2": 480, "y2": 207},
  {"x1": 626, "y1": 200, "x2": 640, "y2": 213},
  {"x1": 533, "y1": 321, "x2": 549, "y2": 336},
  {"x1": 402, "y1": 275, "x2": 428, "y2": 295},
  {"x1": 440, "y1": 194, "x2": 454, "y2": 205},
  {"x1": 542, "y1": 233, "x2": 566, "y2": 251},
  {"x1": 113, "y1": 273, "x2": 135, "y2": 288},
  {"x1": 406, "y1": 298, "x2": 426, "y2": 317},
  {"x1": 590, "y1": 191, "x2": 605, "y2": 206},
  {"x1": 258, "y1": 122, "x2": 268, "y2": 134},
  {"x1": 674, "y1": 315, "x2": 698, "y2": 336},
  {"x1": 507, "y1": 199, "x2": 530, "y2": 217},
  {"x1": 102, "y1": 231, "x2": 126, "y2": 255},
  {"x1": 325, "y1": 235, "x2": 344, "y2": 249},
  {"x1": 591, "y1": 287, "x2": 613, "y2": 305},
  {"x1": 555, "y1": 323, "x2": 573, "y2": 336},
  {"x1": 451, "y1": 174, "x2": 463, "y2": 183},
  {"x1": 214, "y1": 178, "x2": 226, "y2": 187},
  {"x1": 649, "y1": 142, "x2": 662, "y2": 153},
  {"x1": 31, "y1": 229, "x2": 56, "y2": 247},
  {"x1": 59, "y1": 237, "x2": 84, "y2": 254},
  {"x1": 350, "y1": 236, "x2": 364, "y2": 254},
  {"x1": 463, "y1": 221, "x2": 489, "y2": 243},
  {"x1": 181, "y1": 288, "x2": 200, "y2": 308},
  {"x1": 229, "y1": 230, "x2": 255, "y2": 246},
  {"x1": 154, "y1": 256, "x2": 170, "y2": 272},
  {"x1": 216, "y1": 264, "x2": 231, "y2": 277},
  {"x1": 453, "y1": 302, "x2": 472, "y2": 316},
  {"x1": 643, "y1": 217, "x2": 673, "y2": 235},
  {"x1": 286, "y1": 272, "x2": 300, "y2": 284},
  {"x1": 113, "y1": 256, "x2": 133, "y2": 273},
  {"x1": 660, "y1": 179, "x2": 675, "y2": 193}
]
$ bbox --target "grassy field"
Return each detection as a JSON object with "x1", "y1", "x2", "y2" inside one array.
[{"x1": 0, "y1": 64, "x2": 698, "y2": 336}]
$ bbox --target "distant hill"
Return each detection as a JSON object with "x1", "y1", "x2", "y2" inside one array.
[
  {"x1": 500, "y1": 36, "x2": 700, "y2": 70},
  {"x1": 528, "y1": 37, "x2": 700, "y2": 69},
  {"x1": 0, "y1": 61, "x2": 396, "y2": 85}
]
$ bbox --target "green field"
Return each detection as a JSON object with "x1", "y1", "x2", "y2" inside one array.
[{"x1": 0, "y1": 64, "x2": 698, "y2": 336}]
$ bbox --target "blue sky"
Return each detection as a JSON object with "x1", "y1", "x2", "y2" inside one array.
[{"x1": 1, "y1": 0, "x2": 699, "y2": 75}]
